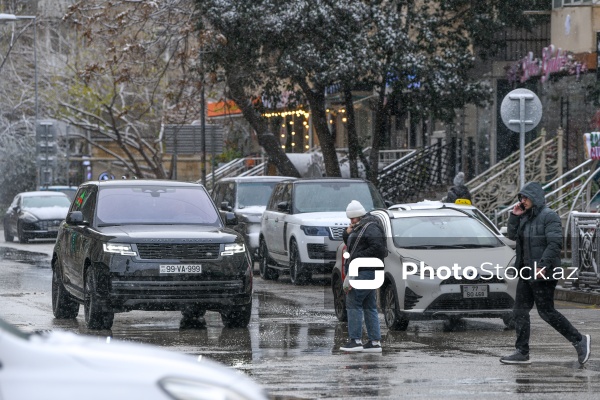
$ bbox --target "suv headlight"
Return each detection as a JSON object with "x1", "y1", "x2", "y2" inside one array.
[
  {"x1": 402, "y1": 257, "x2": 433, "y2": 278},
  {"x1": 300, "y1": 225, "x2": 330, "y2": 236},
  {"x1": 20, "y1": 212, "x2": 39, "y2": 223},
  {"x1": 103, "y1": 243, "x2": 137, "y2": 256},
  {"x1": 221, "y1": 242, "x2": 246, "y2": 256}
]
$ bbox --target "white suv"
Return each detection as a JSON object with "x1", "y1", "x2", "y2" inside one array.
[{"x1": 259, "y1": 178, "x2": 387, "y2": 284}]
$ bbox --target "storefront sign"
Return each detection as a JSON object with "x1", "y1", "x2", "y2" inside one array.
[
  {"x1": 584, "y1": 132, "x2": 600, "y2": 160},
  {"x1": 510, "y1": 44, "x2": 587, "y2": 84}
]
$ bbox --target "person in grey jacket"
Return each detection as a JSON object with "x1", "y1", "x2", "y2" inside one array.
[{"x1": 500, "y1": 181, "x2": 591, "y2": 364}]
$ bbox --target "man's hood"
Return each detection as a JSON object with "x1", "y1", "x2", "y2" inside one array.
[{"x1": 519, "y1": 182, "x2": 545, "y2": 208}]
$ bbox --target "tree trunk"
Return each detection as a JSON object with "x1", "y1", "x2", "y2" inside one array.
[
  {"x1": 343, "y1": 86, "x2": 360, "y2": 178},
  {"x1": 299, "y1": 81, "x2": 341, "y2": 177},
  {"x1": 367, "y1": 85, "x2": 388, "y2": 184},
  {"x1": 226, "y1": 77, "x2": 301, "y2": 178}
]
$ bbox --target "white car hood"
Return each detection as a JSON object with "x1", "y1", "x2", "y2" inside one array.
[
  {"x1": 291, "y1": 211, "x2": 349, "y2": 226},
  {"x1": 398, "y1": 246, "x2": 515, "y2": 271},
  {"x1": 23, "y1": 206, "x2": 69, "y2": 220}
]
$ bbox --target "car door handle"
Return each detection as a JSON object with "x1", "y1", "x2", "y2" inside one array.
[{"x1": 275, "y1": 218, "x2": 279, "y2": 222}]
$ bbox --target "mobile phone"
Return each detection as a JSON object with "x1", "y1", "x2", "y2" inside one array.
[{"x1": 518, "y1": 203, "x2": 525, "y2": 211}]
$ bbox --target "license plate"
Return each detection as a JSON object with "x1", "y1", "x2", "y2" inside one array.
[
  {"x1": 159, "y1": 265, "x2": 202, "y2": 274},
  {"x1": 462, "y1": 284, "x2": 488, "y2": 299}
]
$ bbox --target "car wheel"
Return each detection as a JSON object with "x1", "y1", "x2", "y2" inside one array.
[
  {"x1": 84, "y1": 269, "x2": 114, "y2": 330},
  {"x1": 332, "y1": 275, "x2": 347, "y2": 322},
  {"x1": 502, "y1": 313, "x2": 516, "y2": 330},
  {"x1": 289, "y1": 240, "x2": 310, "y2": 285},
  {"x1": 220, "y1": 301, "x2": 252, "y2": 328},
  {"x1": 259, "y1": 240, "x2": 279, "y2": 281},
  {"x1": 17, "y1": 222, "x2": 29, "y2": 244},
  {"x1": 383, "y1": 285, "x2": 409, "y2": 331},
  {"x1": 3, "y1": 222, "x2": 13, "y2": 242},
  {"x1": 52, "y1": 265, "x2": 79, "y2": 319}
]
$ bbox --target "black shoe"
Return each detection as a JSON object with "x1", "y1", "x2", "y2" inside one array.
[
  {"x1": 500, "y1": 350, "x2": 531, "y2": 364},
  {"x1": 362, "y1": 341, "x2": 382, "y2": 353},
  {"x1": 340, "y1": 339, "x2": 363, "y2": 352},
  {"x1": 575, "y1": 334, "x2": 591, "y2": 365}
]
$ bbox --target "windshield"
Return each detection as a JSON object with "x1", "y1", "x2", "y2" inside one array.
[
  {"x1": 293, "y1": 182, "x2": 385, "y2": 213},
  {"x1": 22, "y1": 196, "x2": 71, "y2": 208},
  {"x1": 237, "y1": 182, "x2": 279, "y2": 208},
  {"x1": 96, "y1": 186, "x2": 221, "y2": 226},
  {"x1": 391, "y1": 215, "x2": 503, "y2": 249}
]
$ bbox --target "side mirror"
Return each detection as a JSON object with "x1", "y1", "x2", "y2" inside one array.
[
  {"x1": 499, "y1": 226, "x2": 508, "y2": 235},
  {"x1": 66, "y1": 211, "x2": 86, "y2": 225},
  {"x1": 277, "y1": 201, "x2": 290, "y2": 212},
  {"x1": 384, "y1": 200, "x2": 393, "y2": 208},
  {"x1": 224, "y1": 212, "x2": 238, "y2": 226},
  {"x1": 220, "y1": 201, "x2": 232, "y2": 212}
]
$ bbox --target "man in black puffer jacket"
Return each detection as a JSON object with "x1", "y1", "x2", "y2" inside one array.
[
  {"x1": 339, "y1": 200, "x2": 386, "y2": 353},
  {"x1": 500, "y1": 182, "x2": 591, "y2": 365}
]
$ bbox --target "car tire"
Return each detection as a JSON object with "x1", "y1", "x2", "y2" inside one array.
[
  {"x1": 51, "y1": 265, "x2": 79, "y2": 319},
  {"x1": 259, "y1": 240, "x2": 279, "y2": 281},
  {"x1": 17, "y1": 222, "x2": 29, "y2": 244},
  {"x1": 289, "y1": 240, "x2": 311, "y2": 285},
  {"x1": 502, "y1": 313, "x2": 516, "y2": 330},
  {"x1": 332, "y1": 275, "x2": 347, "y2": 322},
  {"x1": 383, "y1": 285, "x2": 409, "y2": 331},
  {"x1": 220, "y1": 302, "x2": 252, "y2": 328},
  {"x1": 84, "y1": 269, "x2": 114, "y2": 330},
  {"x1": 3, "y1": 222, "x2": 14, "y2": 242}
]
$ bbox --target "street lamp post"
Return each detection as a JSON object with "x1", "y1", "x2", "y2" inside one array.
[{"x1": 0, "y1": 13, "x2": 38, "y2": 184}]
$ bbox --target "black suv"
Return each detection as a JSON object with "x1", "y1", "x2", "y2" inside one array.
[{"x1": 51, "y1": 180, "x2": 253, "y2": 330}]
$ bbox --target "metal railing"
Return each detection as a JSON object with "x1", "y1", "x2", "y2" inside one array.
[{"x1": 377, "y1": 139, "x2": 459, "y2": 203}]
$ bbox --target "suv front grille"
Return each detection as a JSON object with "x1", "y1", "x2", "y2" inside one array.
[
  {"x1": 329, "y1": 227, "x2": 347, "y2": 240},
  {"x1": 136, "y1": 243, "x2": 221, "y2": 260}
]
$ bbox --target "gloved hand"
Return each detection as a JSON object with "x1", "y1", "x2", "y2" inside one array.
[{"x1": 343, "y1": 274, "x2": 352, "y2": 294}]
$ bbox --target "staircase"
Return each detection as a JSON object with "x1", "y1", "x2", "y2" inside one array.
[
  {"x1": 377, "y1": 138, "x2": 460, "y2": 204},
  {"x1": 467, "y1": 132, "x2": 560, "y2": 224}
]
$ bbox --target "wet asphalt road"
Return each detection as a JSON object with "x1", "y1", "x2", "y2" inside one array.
[{"x1": 1, "y1": 240, "x2": 600, "y2": 399}]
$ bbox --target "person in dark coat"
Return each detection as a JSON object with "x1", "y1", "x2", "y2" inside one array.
[
  {"x1": 339, "y1": 200, "x2": 386, "y2": 353},
  {"x1": 500, "y1": 181, "x2": 591, "y2": 364},
  {"x1": 445, "y1": 172, "x2": 472, "y2": 205}
]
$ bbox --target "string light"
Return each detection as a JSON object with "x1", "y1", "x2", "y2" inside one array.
[{"x1": 263, "y1": 110, "x2": 310, "y2": 119}]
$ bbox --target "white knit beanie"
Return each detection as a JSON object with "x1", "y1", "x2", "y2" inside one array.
[{"x1": 346, "y1": 200, "x2": 366, "y2": 218}]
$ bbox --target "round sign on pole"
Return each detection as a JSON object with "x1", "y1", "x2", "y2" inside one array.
[
  {"x1": 500, "y1": 88, "x2": 542, "y2": 133},
  {"x1": 500, "y1": 88, "x2": 543, "y2": 189}
]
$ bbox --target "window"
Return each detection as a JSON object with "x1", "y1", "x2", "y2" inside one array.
[{"x1": 554, "y1": 0, "x2": 593, "y2": 8}]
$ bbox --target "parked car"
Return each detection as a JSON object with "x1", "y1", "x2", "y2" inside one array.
[
  {"x1": 39, "y1": 185, "x2": 79, "y2": 201},
  {"x1": 0, "y1": 316, "x2": 268, "y2": 400},
  {"x1": 259, "y1": 178, "x2": 387, "y2": 285},
  {"x1": 3, "y1": 191, "x2": 71, "y2": 243},
  {"x1": 389, "y1": 200, "x2": 516, "y2": 249},
  {"x1": 212, "y1": 176, "x2": 296, "y2": 262},
  {"x1": 331, "y1": 208, "x2": 517, "y2": 330},
  {"x1": 51, "y1": 179, "x2": 253, "y2": 330}
]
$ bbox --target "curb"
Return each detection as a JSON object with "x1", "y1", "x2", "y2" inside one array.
[{"x1": 555, "y1": 287, "x2": 600, "y2": 306}]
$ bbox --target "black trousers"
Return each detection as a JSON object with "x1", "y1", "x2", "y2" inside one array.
[{"x1": 514, "y1": 278, "x2": 582, "y2": 354}]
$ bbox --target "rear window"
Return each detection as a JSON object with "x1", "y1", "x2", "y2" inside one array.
[
  {"x1": 237, "y1": 182, "x2": 279, "y2": 208},
  {"x1": 96, "y1": 186, "x2": 221, "y2": 226},
  {"x1": 293, "y1": 182, "x2": 385, "y2": 213}
]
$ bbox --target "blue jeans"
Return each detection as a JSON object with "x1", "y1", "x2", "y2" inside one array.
[{"x1": 345, "y1": 270, "x2": 381, "y2": 341}]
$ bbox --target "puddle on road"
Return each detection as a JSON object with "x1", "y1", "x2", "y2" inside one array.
[{"x1": 0, "y1": 246, "x2": 50, "y2": 268}]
